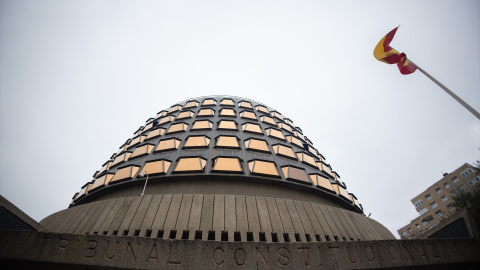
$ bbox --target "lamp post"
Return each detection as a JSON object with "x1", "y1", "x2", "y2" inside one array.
[{"x1": 140, "y1": 171, "x2": 148, "y2": 196}]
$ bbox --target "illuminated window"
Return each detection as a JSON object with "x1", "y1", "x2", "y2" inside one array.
[
  {"x1": 128, "y1": 135, "x2": 146, "y2": 148},
  {"x1": 272, "y1": 144, "x2": 297, "y2": 160},
  {"x1": 177, "y1": 111, "x2": 194, "y2": 120},
  {"x1": 220, "y1": 99, "x2": 235, "y2": 106},
  {"x1": 278, "y1": 123, "x2": 293, "y2": 133},
  {"x1": 173, "y1": 157, "x2": 207, "y2": 173},
  {"x1": 98, "y1": 161, "x2": 112, "y2": 175},
  {"x1": 158, "y1": 116, "x2": 176, "y2": 125},
  {"x1": 141, "y1": 159, "x2": 171, "y2": 176},
  {"x1": 111, "y1": 165, "x2": 140, "y2": 183},
  {"x1": 184, "y1": 100, "x2": 199, "y2": 108},
  {"x1": 271, "y1": 111, "x2": 284, "y2": 120},
  {"x1": 90, "y1": 173, "x2": 114, "y2": 191},
  {"x1": 281, "y1": 166, "x2": 310, "y2": 184},
  {"x1": 239, "y1": 101, "x2": 253, "y2": 109},
  {"x1": 248, "y1": 160, "x2": 279, "y2": 177},
  {"x1": 197, "y1": 108, "x2": 215, "y2": 117},
  {"x1": 130, "y1": 144, "x2": 155, "y2": 159},
  {"x1": 212, "y1": 157, "x2": 243, "y2": 173},
  {"x1": 166, "y1": 123, "x2": 188, "y2": 134},
  {"x1": 218, "y1": 120, "x2": 237, "y2": 130},
  {"x1": 296, "y1": 152, "x2": 318, "y2": 168},
  {"x1": 265, "y1": 128, "x2": 286, "y2": 141},
  {"x1": 331, "y1": 183, "x2": 352, "y2": 201},
  {"x1": 202, "y1": 99, "x2": 216, "y2": 106},
  {"x1": 155, "y1": 111, "x2": 167, "y2": 119},
  {"x1": 111, "y1": 152, "x2": 132, "y2": 168},
  {"x1": 286, "y1": 136, "x2": 304, "y2": 148},
  {"x1": 240, "y1": 111, "x2": 257, "y2": 120},
  {"x1": 219, "y1": 108, "x2": 236, "y2": 117},
  {"x1": 145, "y1": 128, "x2": 166, "y2": 140},
  {"x1": 309, "y1": 174, "x2": 334, "y2": 192},
  {"x1": 317, "y1": 161, "x2": 334, "y2": 177},
  {"x1": 255, "y1": 105, "x2": 269, "y2": 114},
  {"x1": 184, "y1": 136, "x2": 210, "y2": 148},
  {"x1": 260, "y1": 115, "x2": 277, "y2": 126},
  {"x1": 155, "y1": 138, "x2": 182, "y2": 152},
  {"x1": 215, "y1": 136, "x2": 240, "y2": 149},
  {"x1": 242, "y1": 123, "x2": 263, "y2": 134},
  {"x1": 168, "y1": 105, "x2": 182, "y2": 114},
  {"x1": 191, "y1": 120, "x2": 213, "y2": 130},
  {"x1": 245, "y1": 138, "x2": 270, "y2": 153}
]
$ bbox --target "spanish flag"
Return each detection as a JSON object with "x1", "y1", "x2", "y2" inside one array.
[{"x1": 374, "y1": 27, "x2": 417, "y2": 75}]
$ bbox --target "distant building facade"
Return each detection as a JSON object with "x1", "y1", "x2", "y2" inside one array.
[{"x1": 398, "y1": 163, "x2": 480, "y2": 239}]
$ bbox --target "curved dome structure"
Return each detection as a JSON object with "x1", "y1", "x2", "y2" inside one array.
[{"x1": 40, "y1": 96, "x2": 394, "y2": 242}]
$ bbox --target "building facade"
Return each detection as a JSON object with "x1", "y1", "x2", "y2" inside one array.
[
  {"x1": 398, "y1": 163, "x2": 480, "y2": 239},
  {"x1": 40, "y1": 95, "x2": 394, "y2": 242}
]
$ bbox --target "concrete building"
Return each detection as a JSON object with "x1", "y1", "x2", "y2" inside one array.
[{"x1": 398, "y1": 163, "x2": 480, "y2": 239}]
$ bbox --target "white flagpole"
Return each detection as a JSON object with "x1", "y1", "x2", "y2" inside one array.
[{"x1": 409, "y1": 61, "x2": 480, "y2": 120}]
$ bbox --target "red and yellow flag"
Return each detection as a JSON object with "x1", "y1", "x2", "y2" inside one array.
[{"x1": 374, "y1": 27, "x2": 417, "y2": 75}]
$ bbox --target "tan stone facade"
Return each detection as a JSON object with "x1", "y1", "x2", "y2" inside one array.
[{"x1": 397, "y1": 163, "x2": 480, "y2": 239}]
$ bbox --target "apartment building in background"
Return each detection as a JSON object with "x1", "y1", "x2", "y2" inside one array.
[{"x1": 398, "y1": 163, "x2": 480, "y2": 239}]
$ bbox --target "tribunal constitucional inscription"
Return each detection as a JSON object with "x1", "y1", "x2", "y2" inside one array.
[{"x1": 0, "y1": 231, "x2": 479, "y2": 269}]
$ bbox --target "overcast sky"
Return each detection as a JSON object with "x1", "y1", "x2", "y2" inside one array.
[{"x1": 1, "y1": 0, "x2": 479, "y2": 237}]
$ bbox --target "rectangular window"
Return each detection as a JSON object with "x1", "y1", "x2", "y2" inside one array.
[
  {"x1": 407, "y1": 228, "x2": 413, "y2": 233},
  {"x1": 459, "y1": 185, "x2": 466, "y2": 191},
  {"x1": 425, "y1": 194, "x2": 432, "y2": 201},
  {"x1": 448, "y1": 205, "x2": 455, "y2": 211},
  {"x1": 418, "y1": 207, "x2": 429, "y2": 215},
  {"x1": 436, "y1": 211, "x2": 444, "y2": 218},
  {"x1": 450, "y1": 190, "x2": 457, "y2": 197},
  {"x1": 413, "y1": 199, "x2": 424, "y2": 208},
  {"x1": 435, "y1": 188, "x2": 442, "y2": 194},
  {"x1": 416, "y1": 224, "x2": 420, "y2": 229},
  {"x1": 461, "y1": 168, "x2": 474, "y2": 178},
  {"x1": 430, "y1": 202, "x2": 438, "y2": 209},
  {"x1": 444, "y1": 182, "x2": 451, "y2": 189},
  {"x1": 452, "y1": 177, "x2": 459, "y2": 184},
  {"x1": 441, "y1": 196, "x2": 448, "y2": 202}
]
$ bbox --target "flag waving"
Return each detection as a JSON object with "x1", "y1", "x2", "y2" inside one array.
[{"x1": 374, "y1": 27, "x2": 417, "y2": 75}]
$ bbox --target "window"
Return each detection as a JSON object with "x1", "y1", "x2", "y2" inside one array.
[
  {"x1": 90, "y1": 173, "x2": 114, "y2": 191},
  {"x1": 317, "y1": 161, "x2": 333, "y2": 176},
  {"x1": 217, "y1": 120, "x2": 237, "y2": 130},
  {"x1": 452, "y1": 177, "x2": 459, "y2": 184},
  {"x1": 184, "y1": 100, "x2": 199, "y2": 108},
  {"x1": 220, "y1": 99, "x2": 235, "y2": 106},
  {"x1": 293, "y1": 131, "x2": 306, "y2": 142},
  {"x1": 459, "y1": 184, "x2": 466, "y2": 191},
  {"x1": 248, "y1": 160, "x2": 279, "y2": 177},
  {"x1": 219, "y1": 108, "x2": 236, "y2": 117},
  {"x1": 111, "y1": 152, "x2": 132, "y2": 168},
  {"x1": 197, "y1": 108, "x2": 215, "y2": 117},
  {"x1": 272, "y1": 144, "x2": 297, "y2": 160},
  {"x1": 155, "y1": 138, "x2": 181, "y2": 152},
  {"x1": 191, "y1": 120, "x2": 213, "y2": 130},
  {"x1": 265, "y1": 128, "x2": 286, "y2": 141},
  {"x1": 418, "y1": 207, "x2": 428, "y2": 216},
  {"x1": 468, "y1": 176, "x2": 480, "y2": 186},
  {"x1": 166, "y1": 123, "x2": 188, "y2": 134},
  {"x1": 461, "y1": 168, "x2": 474, "y2": 178},
  {"x1": 242, "y1": 123, "x2": 263, "y2": 134},
  {"x1": 245, "y1": 138, "x2": 270, "y2": 153},
  {"x1": 255, "y1": 105, "x2": 269, "y2": 114},
  {"x1": 416, "y1": 224, "x2": 420, "y2": 229},
  {"x1": 284, "y1": 118, "x2": 294, "y2": 126},
  {"x1": 407, "y1": 228, "x2": 413, "y2": 234},
  {"x1": 444, "y1": 182, "x2": 451, "y2": 189},
  {"x1": 144, "y1": 121, "x2": 156, "y2": 131},
  {"x1": 177, "y1": 111, "x2": 194, "y2": 120},
  {"x1": 286, "y1": 136, "x2": 304, "y2": 149},
  {"x1": 98, "y1": 161, "x2": 112, "y2": 175},
  {"x1": 168, "y1": 105, "x2": 182, "y2": 114},
  {"x1": 450, "y1": 190, "x2": 457, "y2": 197},
  {"x1": 278, "y1": 123, "x2": 293, "y2": 133},
  {"x1": 128, "y1": 135, "x2": 146, "y2": 148},
  {"x1": 448, "y1": 204, "x2": 455, "y2": 211},
  {"x1": 435, "y1": 188, "x2": 442, "y2": 194},
  {"x1": 141, "y1": 159, "x2": 171, "y2": 176},
  {"x1": 111, "y1": 165, "x2": 140, "y2": 183},
  {"x1": 215, "y1": 136, "x2": 240, "y2": 149},
  {"x1": 425, "y1": 194, "x2": 432, "y2": 201},
  {"x1": 331, "y1": 183, "x2": 351, "y2": 201},
  {"x1": 202, "y1": 99, "x2": 216, "y2": 106},
  {"x1": 145, "y1": 128, "x2": 166, "y2": 140},
  {"x1": 183, "y1": 136, "x2": 210, "y2": 148},
  {"x1": 240, "y1": 111, "x2": 257, "y2": 120},
  {"x1": 259, "y1": 116, "x2": 277, "y2": 126},
  {"x1": 400, "y1": 231, "x2": 406, "y2": 237},
  {"x1": 419, "y1": 230, "x2": 424, "y2": 235},
  {"x1": 430, "y1": 202, "x2": 438, "y2": 209},
  {"x1": 130, "y1": 144, "x2": 155, "y2": 159},
  {"x1": 155, "y1": 111, "x2": 167, "y2": 119},
  {"x1": 441, "y1": 195, "x2": 448, "y2": 202},
  {"x1": 296, "y1": 152, "x2": 318, "y2": 168},
  {"x1": 239, "y1": 101, "x2": 253, "y2": 109},
  {"x1": 281, "y1": 166, "x2": 310, "y2": 184},
  {"x1": 158, "y1": 116, "x2": 176, "y2": 125},
  {"x1": 270, "y1": 111, "x2": 284, "y2": 120},
  {"x1": 173, "y1": 157, "x2": 207, "y2": 173},
  {"x1": 211, "y1": 157, "x2": 243, "y2": 173},
  {"x1": 309, "y1": 174, "x2": 334, "y2": 192},
  {"x1": 436, "y1": 211, "x2": 444, "y2": 218}
]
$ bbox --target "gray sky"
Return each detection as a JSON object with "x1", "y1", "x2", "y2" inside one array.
[{"x1": 1, "y1": 0, "x2": 479, "y2": 237}]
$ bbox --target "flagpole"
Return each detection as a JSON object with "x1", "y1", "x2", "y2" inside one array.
[{"x1": 409, "y1": 61, "x2": 480, "y2": 120}]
